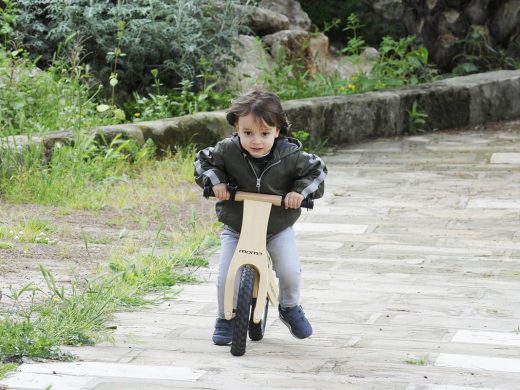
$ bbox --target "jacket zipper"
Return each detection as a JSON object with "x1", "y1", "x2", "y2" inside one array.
[{"x1": 246, "y1": 159, "x2": 281, "y2": 192}]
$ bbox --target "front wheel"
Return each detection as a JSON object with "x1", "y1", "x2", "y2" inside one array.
[{"x1": 230, "y1": 266, "x2": 255, "y2": 356}]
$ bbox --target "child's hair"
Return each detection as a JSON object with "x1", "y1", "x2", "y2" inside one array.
[{"x1": 226, "y1": 90, "x2": 290, "y2": 136}]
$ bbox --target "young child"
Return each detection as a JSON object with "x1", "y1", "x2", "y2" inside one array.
[{"x1": 194, "y1": 90, "x2": 327, "y2": 345}]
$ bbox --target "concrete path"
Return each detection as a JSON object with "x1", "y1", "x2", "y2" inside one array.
[{"x1": 3, "y1": 122, "x2": 520, "y2": 389}]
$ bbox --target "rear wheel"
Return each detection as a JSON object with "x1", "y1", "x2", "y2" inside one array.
[
  {"x1": 248, "y1": 297, "x2": 268, "y2": 341},
  {"x1": 230, "y1": 266, "x2": 255, "y2": 356}
]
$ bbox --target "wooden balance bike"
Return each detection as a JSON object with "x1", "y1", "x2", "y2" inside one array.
[{"x1": 204, "y1": 186, "x2": 313, "y2": 356}]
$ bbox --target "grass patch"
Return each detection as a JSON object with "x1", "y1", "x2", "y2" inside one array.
[
  {"x1": 0, "y1": 242, "x2": 13, "y2": 249},
  {"x1": 0, "y1": 219, "x2": 57, "y2": 244},
  {"x1": 0, "y1": 363, "x2": 18, "y2": 379},
  {"x1": 0, "y1": 133, "x2": 156, "y2": 208},
  {"x1": 405, "y1": 355, "x2": 428, "y2": 365}
]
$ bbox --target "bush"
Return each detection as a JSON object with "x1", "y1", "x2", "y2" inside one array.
[{"x1": 14, "y1": 0, "x2": 247, "y2": 95}]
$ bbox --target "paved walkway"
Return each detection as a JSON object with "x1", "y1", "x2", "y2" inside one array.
[{"x1": 2, "y1": 122, "x2": 520, "y2": 389}]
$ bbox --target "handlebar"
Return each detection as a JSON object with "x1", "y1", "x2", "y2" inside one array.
[{"x1": 203, "y1": 186, "x2": 314, "y2": 210}]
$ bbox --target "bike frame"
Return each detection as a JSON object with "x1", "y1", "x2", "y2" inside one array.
[{"x1": 223, "y1": 192, "x2": 281, "y2": 324}]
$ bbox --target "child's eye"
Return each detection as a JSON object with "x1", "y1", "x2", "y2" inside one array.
[
  {"x1": 244, "y1": 131, "x2": 252, "y2": 136},
  {"x1": 262, "y1": 132, "x2": 269, "y2": 137}
]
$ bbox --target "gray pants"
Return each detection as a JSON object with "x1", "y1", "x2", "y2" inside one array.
[{"x1": 217, "y1": 226, "x2": 301, "y2": 319}]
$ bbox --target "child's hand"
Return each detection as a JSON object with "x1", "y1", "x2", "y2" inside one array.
[
  {"x1": 213, "y1": 183, "x2": 230, "y2": 200},
  {"x1": 284, "y1": 192, "x2": 304, "y2": 209}
]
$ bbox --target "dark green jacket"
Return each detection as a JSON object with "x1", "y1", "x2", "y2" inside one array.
[{"x1": 194, "y1": 135, "x2": 327, "y2": 235}]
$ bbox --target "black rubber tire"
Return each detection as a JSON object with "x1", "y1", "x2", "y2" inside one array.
[
  {"x1": 230, "y1": 266, "x2": 255, "y2": 356},
  {"x1": 248, "y1": 298, "x2": 268, "y2": 341}
]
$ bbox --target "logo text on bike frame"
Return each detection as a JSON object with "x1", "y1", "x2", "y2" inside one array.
[{"x1": 239, "y1": 249, "x2": 263, "y2": 256}]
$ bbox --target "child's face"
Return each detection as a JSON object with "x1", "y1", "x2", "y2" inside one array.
[{"x1": 236, "y1": 114, "x2": 280, "y2": 158}]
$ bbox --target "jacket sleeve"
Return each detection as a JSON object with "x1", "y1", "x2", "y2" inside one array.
[
  {"x1": 194, "y1": 141, "x2": 229, "y2": 189},
  {"x1": 290, "y1": 151, "x2": 327, "y2": 199}
]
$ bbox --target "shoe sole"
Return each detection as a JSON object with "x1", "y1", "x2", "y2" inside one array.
[{"x1": 213, "y1": 341, "x2": 232, "y2": 346}]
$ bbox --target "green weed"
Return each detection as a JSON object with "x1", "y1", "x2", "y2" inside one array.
[
  {"x1": 407, "y1": 101, "x2": 428, "y2": 134},
  {"x1": 0, "y1": 362, "x2": 18, "y2": 379},
  {"x1": 291, "y1": 130, "x2": 329, "y2": 155},
  {"x1": 0, "y1": 241, "x2": 13, "y2": 249},
  {"x1": 341, "y1": 13, "x2": 365, "y2": 58},
  {"x1": 0, "y1": 219, "x2": 57, "y2": 244},
  {"x1": 405, "y1": 355, "x2": 428, "y2": 365},
  {"x1": 452, "y1": 25, "x2": 519, "y2": 75}
]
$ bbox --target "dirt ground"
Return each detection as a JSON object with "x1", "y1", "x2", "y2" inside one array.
[{"x1": 0, "y1": 183, "x2": 215, "y2": 311}]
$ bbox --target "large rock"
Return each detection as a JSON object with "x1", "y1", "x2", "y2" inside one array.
[
  {"x1": 371, "y1": 0, "x2": 405, "y2": 21},
  {"x1": 490, "y1": 0, "x2": 520, "y2": 44},
  {"x1": 437, "y1": 9, "x2": 468, "y2": 37},
  {"x1": 432, "y1": 32, "x2": 461, "y2": 69},
  {"x1": 236, "y1": 5, "x2": 290, "y2": 36},
  {"x1": 464, "y1": 0, "x2": 490, "y2": 25},
  {"x1": 262, "y1": 29, "x2": 309, "y2": 59},
  {"x1": 402, "y1": 0, "x2": 520, "y2": 70},
  {"x1": 307, "y1": 33, "x2": 356, "y2": 80},
  {"x1": 258, "y1": 0, "x2": 311, "y2": 31},
  {"x1": 224, "y1": 35, "x2": 276, "y2": 92}
]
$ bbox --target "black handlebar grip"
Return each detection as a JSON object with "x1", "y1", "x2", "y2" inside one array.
[
  {"x1": 203, "y1": 186, "x2": 213, "y2": 199},
  {"x1": 301, "y1": 198, "x2": 314, "y2": 210}
]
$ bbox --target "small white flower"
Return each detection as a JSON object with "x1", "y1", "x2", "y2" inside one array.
[{"x1": 14, "y1": 236, "x2": 20, "y2": 240}]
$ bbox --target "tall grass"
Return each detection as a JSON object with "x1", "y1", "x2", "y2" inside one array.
[
  {"x1": 0, "y1": 133, "x2": 156, "y2": 208},
  {"x1": 0, "y1": 45, "x2": 115, "y2": 137}
]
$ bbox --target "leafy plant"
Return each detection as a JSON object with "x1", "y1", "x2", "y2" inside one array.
[
  {"x1": 128, "y1": 63, "x2": 234, "y2": 121},
  {"x1": 341, "y1": 13, "x2": 365, "y2": 57},
  {"x1": 452, "y1": 25, "x2": 518, "y2": 75},
  {"x1": 372, "y1": 36, "x2": 435, "y2": 87},
  {"x1": 291, "y1": 130, "x2": 329, "y2": 155},
  {"x1": 407, "y1": 100, "x2": 428, "y2": 134}
]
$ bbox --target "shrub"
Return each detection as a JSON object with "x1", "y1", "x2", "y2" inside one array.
[{"x1": 14, "y1": 0, "x2": 247, "y2": 94}]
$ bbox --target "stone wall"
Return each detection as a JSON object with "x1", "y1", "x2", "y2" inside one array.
[{"x1": 37, "y1": 69, "x2": 520, "y2": 152}]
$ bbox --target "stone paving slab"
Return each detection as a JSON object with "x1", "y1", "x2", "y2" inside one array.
[{"x1": 2, "y1": 123, "x2": 520, "y2": 389}]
